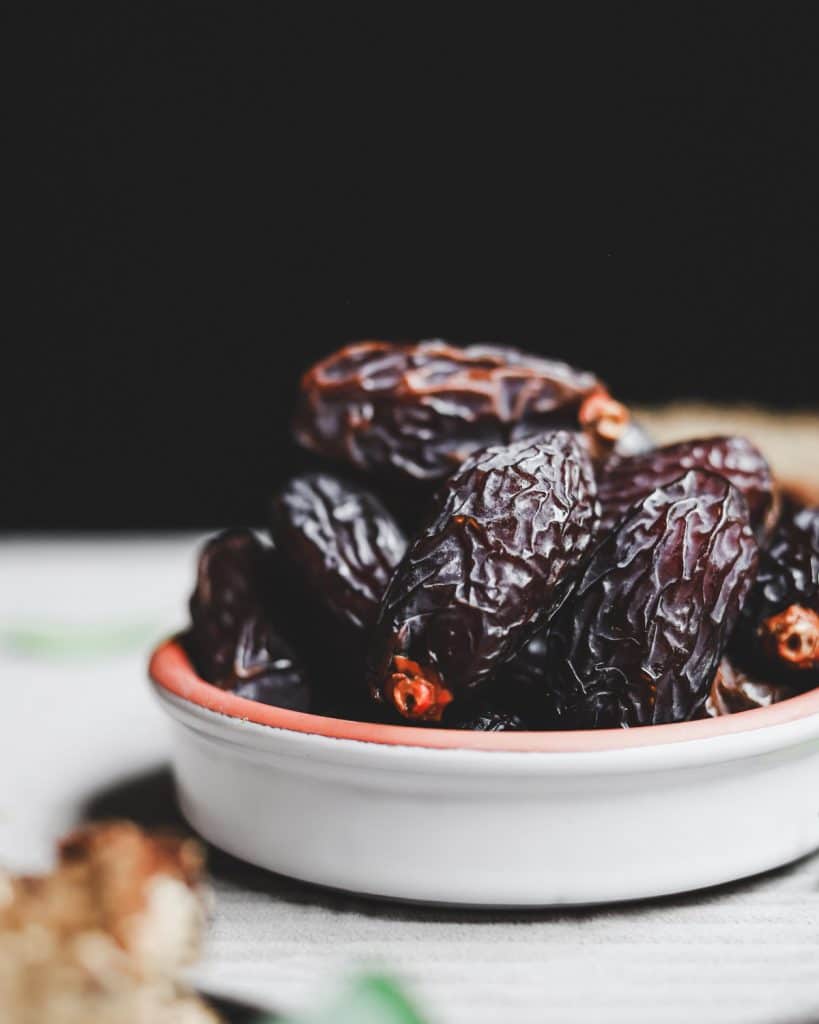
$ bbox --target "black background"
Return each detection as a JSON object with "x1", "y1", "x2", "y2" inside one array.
[{"x1": 6, "y1": 7, "x2": 818, "y2": 530}]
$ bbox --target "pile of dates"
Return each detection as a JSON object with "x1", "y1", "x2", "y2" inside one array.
[{"x1": 183, "y1": 340, "x2": 819, "y2": 730}]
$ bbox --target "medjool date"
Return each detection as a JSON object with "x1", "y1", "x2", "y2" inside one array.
[
  {"x1": 294, "y1": 339, "x2": 623, "y2": 482},
  {"x1": 547, "y1": 470, "x2": 759, "y2": 728},
  {"x1": 188, "y1": 529, "x2": 276, "y2": 682},
  {"x1": 704, "y1": 657, "x2": 795, "y2": 717},
  {"x1": 229, "y1": 616, "x2": 311, "y2": 711},
  {"x1": 749, "y1": 502, "x2": 819, "y2": 615},
  {"x1": 188, "y1": 529, "x2": 311, "y2": 710},
  {"x1": 597, "y1": 436, "x2": 774, "y2": 538},
  {"x1": 737, "y1": 501, "x2": 819, "y2": 680},
  {"x1": 368, "y1": 430, "x2": 598, "y2": 721},
  {"x1": 269, "y1": 473, "x2": 406, "y2": 631}
]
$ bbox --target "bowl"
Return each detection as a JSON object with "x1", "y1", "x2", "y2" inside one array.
[{"x1": 149, "y1": 639, "x2": 819, "y2": 906}]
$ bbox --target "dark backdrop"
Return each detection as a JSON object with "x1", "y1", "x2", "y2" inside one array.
[{"x1": 6, "y1": 7, "x2": 817, "y2": 529}]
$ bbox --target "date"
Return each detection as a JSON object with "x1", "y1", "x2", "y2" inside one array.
[
  {"x1": 368, "y1": 430, "x2": 599, "y2": 721},
  {"x1": 547, "y1": 470, "x2": 759, "y2": 727},
  {"x1": 738, "y1": 501, "x2": 819, "y2": 679},
  {"x1": 597, "y1": 436, "x2": 774, "y2": 538},
  {"x1": 294, "y1": 339, "x2": 622, "y2": 481},
  {"x1": 269, "y1": 473, "x2": 406, "y2": 631},
  {"x1": 188, "y1": 529, "x2": 276, "y2": 682},
  {"x1": 188, "y1": 529, "x2": 311, "y2": 710},
  {"x1": 229, "y1": 616, "x2": 311, "y2": 711}
]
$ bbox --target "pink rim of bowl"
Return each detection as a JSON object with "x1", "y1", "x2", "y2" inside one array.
[{"x1": 149, "y1": 639, "x2": 819, "y2": 753}]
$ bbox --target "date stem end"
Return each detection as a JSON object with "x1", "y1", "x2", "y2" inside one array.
[
  {"x1": 388, "y1": 656, "x2": 454, "y2": 722},
  {"x1": 579, "y1": 390, "x2": 631, "y2": 449},
  {"x1": 760, "y1": 604, "x2": 819, "y2": 671}
]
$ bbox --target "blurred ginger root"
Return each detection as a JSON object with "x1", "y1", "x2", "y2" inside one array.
[{"x1": 0, "y1": 821, "x2": 219, "y2": 1024}]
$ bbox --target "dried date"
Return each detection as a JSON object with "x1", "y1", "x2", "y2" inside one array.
[
  {"x1": 229, "y1": 616, "x2": 311, "y2": 711},
  {"x1": 368, "y1": 430, "x2": 599, "y2": 721},
  {"x1": 188, "y1": 529, "x2": 311, "y2": 710},
  {"x1": 737, "y1": 501, "x2": 819, "y2": 679},
  {"x1": 269, "y1": 473, "x2": 406, "y2": 631},
  {"x1": 188, "y1": 529, "x2": 276, "y2": 682},
  {"x1": 547, "y1": 470, "x2": 759, "y2": 728},
  {"x1": 294, "y1": 339, "x2": 623, "y2": 482},
  {"x1": 597, "y1": 436, "x2": 774, "y2": 539}
]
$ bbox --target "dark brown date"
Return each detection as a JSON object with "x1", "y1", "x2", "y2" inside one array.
[
  {"x1": 228, "y1": 616, "x2": 311, "y2": 711},
  {"x1": 704, "y1": 657, "x2": 795, "y2": 717},
  {"x1": 737, "y1": 502, "x2": 819, "y2": 679},
  {"x1": 368, "y1": 430, "x2": 599, "y2": 721},
  {"x1": 597, "y1": 436, "x2": 774, "y2": 539},
  {"x1": 748, "y1": 502, "x2": 819, "y2": 616},
  {"x1": 188, "y1": 529, "x2": 311, "y2": 710},
  {"x1": 269, "y1": 473, "x2": 406, "y2": 631},
  {"x1": 294, "y1": 339, "x2": 616, "y2": 482},
  {"x1": 547, "y1": 470, "x2": 759, "y2": 728},
  {"x1": 188, "y1": 529, "x2": 276, "y2": 682}
]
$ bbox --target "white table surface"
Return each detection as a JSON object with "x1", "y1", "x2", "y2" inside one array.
[{"x1": 3, "y1": 535, "x2": 819, "y2": 1024}]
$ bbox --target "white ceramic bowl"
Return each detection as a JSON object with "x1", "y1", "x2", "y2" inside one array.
[{"x1": 150, "y1": 640, "x2": 819, "y2": 906}]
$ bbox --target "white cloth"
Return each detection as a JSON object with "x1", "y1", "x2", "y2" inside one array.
[{"x1": 2, "y1": 536, "x2": 818, "y2": 1023}]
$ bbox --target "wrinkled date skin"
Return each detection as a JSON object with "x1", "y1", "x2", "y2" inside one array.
[
  {"x1": 547, "y1": 470, "x2": 759, "y2": 728},
  {"x1": 597, "y1": 436, "x2": 774, "y2": 539},
  {"x1": 294, "y1": 339, "x2": 610, "y2": 482},
  {"x1": 189, "y1": 529, "x2": 276, "y2": 682},
  {"x1": 269, "y1": 473, "x2": 407, "y2": 632},
  {"x1": 704, "y1": 657, "x2": 795, "y2": 717},
  {"x1": 368, "y1": 430, "x2": 599, "y2": 722},
  {"x1": 188, "y1": 529, "x2": 311, "y2": 711},
  {"x1": 454, "y1": 708, "x2": 526, "y2": 732},
  {"x1": 737, "y1": 501, "x2": 819, "y2": 680}
]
